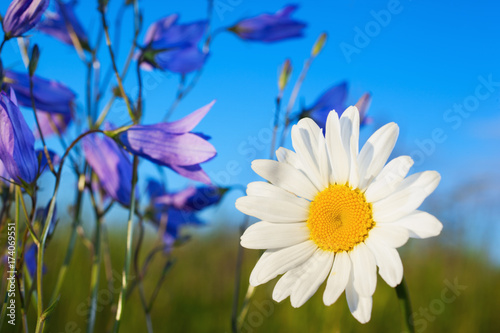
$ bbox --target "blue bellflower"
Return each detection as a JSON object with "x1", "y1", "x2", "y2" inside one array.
[
  {"x1": 37, "y1": 0, "x2": 89, "y2": 49},
  {"x1": 0, "y1": 90, "x2": 38, "y2": 184},
  {"x1": 83, "y1": 127, "x2": 133, "y2": 206},
  {"x1": 146, "y1": 179, "x2": 223, "y2": 247},
  {"x1": 34, "y1": 111, "x2": 72, "y2": 138},
  {"x1": 302, "y1": 82, "x2": 372, "y2": 129},
  {"x1": 3, "y1": 70, "x2": 76, "y2": 114},
  {"x1": 119, "y1": 101, "x2": 216, "y2": 184},
  {"x1": 303, "y1": 82, "x2": 348, "y2": 129},
  {"x1": 2, "y1": 0, "x2": 49, "y2": 38},
  {"x1": 140, "y1": 14, "x2": 207, "y2": 74},
  {"x1": 228, "y1": 5, "x2": 306, "y2": 43}
]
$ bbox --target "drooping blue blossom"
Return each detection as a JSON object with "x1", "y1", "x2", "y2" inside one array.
[
  {"x1": 2, "y1": 0, "x2": 49, "y2": 38},
  {"x1": 3, "y1": 70, "x2": 76, "y2": 114},
  {"x1": 83, "y1": 125, "x2": 133, "y2": 206},
  {"x1": 228, "y1": 5, "x2": 306, "y2": 43},
  {"x1": 34, "y1": 111, "x2": 72, "y2": 138},
  {"x1": 118, "y1": 101, "x2": 216, "y2": 184},
  {"x1": 302, "y1": 81, "x2": 348, "y2": 129},
  {"x1": 301, "y1": 82, "x2": 372, "y2": 129},
  {"x1": 37, "y1": 0, "x2": 89, "y2": 50},
  {"x1": 0, "y1": 90, "x2": 38, "y2": 184},
  {"x1": 354, "y1": 92, "x2": 373, "y2": 126},
  {"x1": 145, "y1": 179, "x2": 224, "y2": 247},
  {"x1": 139, "y1": 14, "x2": 207, "y2": 74}
]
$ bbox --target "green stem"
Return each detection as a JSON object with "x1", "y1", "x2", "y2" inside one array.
[
  {"x1": 48, "y1": 173, "x2": 85, "y2": 304},
  {"x1": 112, "y1": 156, "x2": 139, "y2": 333},
  {"x1": 34, "y1": 130, "x2": 103, "y2": 333},
  {"x1": 0, "y1": 37, "x2": 7, "y2": 54},
  {"x1": 132, "y1": 217, "x2": 153, "y2": 333},
  {"x1": 87, "y1": 226, "x2": 102, "y2": 332},
  {"x1": 87, "y1": 185, "x2": 105, "y2": 333},
  {"x1": 395, "y1": 276, "x2": 415, "y2": 333},
  {"x1": 98, "y1": 5, "x2": 136, "y2": 122}
]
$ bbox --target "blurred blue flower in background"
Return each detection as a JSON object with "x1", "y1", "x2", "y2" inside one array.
[
  {"x1": 2, "y1": 0, "x2": 48, "y2": 38},
  {"x1": 3, "y1": 70, "x2": 76, "y2": 114},
  {"x1": 228, "y1": 5, "x2": 306, "y2": 43},
  {"x1": 300, "y1": 82, "x2": 372, "y2": 129},
  {"x1": 302, "y1": 81, "x2": 348, "y2": 129},
  {"x1": 146, "y1": 179, "x2": 225, "y2": 248},
  {"x1": 25, "y1": 243, "x2": 47, "y2": 277},
  {"x1": 0, "y1": 90, "x2": 38, "y2": 184},
  {"x1": 34, "y1": 111, "x2": 72, "y2": 138},
  {"x1": 139, "y1": 14, "x2": 207, "y2": 73},
  {"x1": 119, "y1": 101, "x2": 216, "y2": 184},
  {"x1": 37, "y1": 0, "x2": 89, "y2": 50}
]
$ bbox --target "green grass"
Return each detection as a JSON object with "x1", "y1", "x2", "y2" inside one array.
[{"x1": 1, "y1": 221, "x2": 499, "y2": 333}]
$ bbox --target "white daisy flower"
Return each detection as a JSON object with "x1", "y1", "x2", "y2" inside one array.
[{"x1": 235, "y1": 107, "x2": 442, "y2": 323}]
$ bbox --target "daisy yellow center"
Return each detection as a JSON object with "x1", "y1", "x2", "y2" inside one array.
[{"x1": 306, "y1": 185, "x2": 375, "y2": 253}]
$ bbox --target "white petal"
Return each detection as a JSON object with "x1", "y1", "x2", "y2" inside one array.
[
  {"x1": 273, "y1": 270, "x2": 297, "y2": 302},
  {"x1": 290, "y1": 249, "x2": 334, "y2": 307},
  {"x1": 246, "y1": 181, "x2": 298, "y2": 201},
  {"x1": 364, "y1": 156, "x2": 414, "y2": 202},
  {"x1": 345, "y1": 273, "x2": 373, "y2": 324},
  {"x1": 276, "y1": 147, "x2": 303, "y2": 171},
  {"x1": 323, "y1": 252, "x2": 351, "y2": 305},
  {"x1": 369, "y1": 224, "x2": 410, "y2": 248},
  {"x1": 326, "y1": 110, "x2": 349, "y2": 185},
  {"x1": 240, "y1": 221, "x2": 310, "y2": 249},
  {"x1": 358, "y1": 123, "x2": 399, "y2": 191},
  {"x1": 316, "y1": 129, "x2": 331, "y2": 189},
  {"x1": 372, "y1": 171, "x2": 441, "y2": 223},
  {"x1": 250, "y1": 240, "x2": 317, "y2": 286},
  {"x1": 251, "y1": 159, "x2": 318, "y2": 200},
  {"x1": 349, "y1": 242, "x2": 377, "y2": 297},
  {"x1": 340, "y1": 106, "x2": 360, "y2": 188},
  {"x1": 272, "y1": 256, "x2": 312, "y2": 302},
  {"x1": 291, "y1": 121, "x2": 323, "y2": 190},
  {"x1": 365, "y1": 237, "x2": 403, "y2": 287},
  {"x1": 235, "y1": 196, "x2": 309, "y2": 223},
  {"x1": 392, "y1": 210, "x2": 443, "y2": 239}
]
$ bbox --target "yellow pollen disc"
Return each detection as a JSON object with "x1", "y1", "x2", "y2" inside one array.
[{"x1": 306, "y1": 185, "x2": 375, "y2": 253}]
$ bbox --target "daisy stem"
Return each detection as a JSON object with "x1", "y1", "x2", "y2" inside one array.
[
  {"x1": 236, "y1": 285, "x2": 255, "y2": 330},
  {"x1": 395, "y1": 276, "x2": 415, "y2": 333}
]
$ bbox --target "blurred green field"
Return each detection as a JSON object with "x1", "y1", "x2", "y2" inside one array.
[{"x1": 1, "y1": 216, "x2": 499, "y2": 333}]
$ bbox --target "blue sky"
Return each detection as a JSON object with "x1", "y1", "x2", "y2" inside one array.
[{"x1": 1, "y1": 0, "x2": 499, "y2": 229}]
